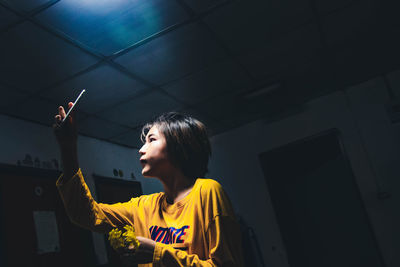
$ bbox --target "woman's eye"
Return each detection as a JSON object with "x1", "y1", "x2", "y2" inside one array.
[{"x1": 149, "y1": 138, "x2": 156, "y2": 142}]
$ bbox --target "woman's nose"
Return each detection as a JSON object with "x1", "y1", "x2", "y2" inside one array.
[{"x1": 139, "y1": 144, "x2": 146, "y2": 155}]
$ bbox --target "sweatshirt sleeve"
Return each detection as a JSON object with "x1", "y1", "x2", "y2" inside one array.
[
  {"x1": 152, "y1": 215, "x2": 243, "y2": 267},
  {"x1": 56, "y1": 168, "x2": 136, "y2": 233}
]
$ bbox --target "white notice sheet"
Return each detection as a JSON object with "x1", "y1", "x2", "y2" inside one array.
[{"x1": 32, "y1": 211, "x2": 60, "y2": 254}]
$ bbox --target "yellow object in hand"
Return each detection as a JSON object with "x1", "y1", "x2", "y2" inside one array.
[{"x1": 108, "y1": 225, "x2": 140, "y2": 251}]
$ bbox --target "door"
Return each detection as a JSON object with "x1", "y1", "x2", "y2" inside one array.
[{"x1": 259, "y1": 129, "x2": 385, "y2": 267}]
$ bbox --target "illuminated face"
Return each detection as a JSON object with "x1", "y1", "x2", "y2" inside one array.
[{"x1": 139, "y1": 126, "x2": 172, "y2": 178}]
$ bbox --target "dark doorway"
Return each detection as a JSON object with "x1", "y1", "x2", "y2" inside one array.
[{"x1": 259, "y1": 129, "x2": 385, "y2": 267}]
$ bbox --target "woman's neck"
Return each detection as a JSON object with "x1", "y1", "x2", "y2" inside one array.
[{"x1": 160, "y1": 171, "x2": 195, "y2": 204}]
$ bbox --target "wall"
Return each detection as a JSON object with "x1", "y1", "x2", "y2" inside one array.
[{"x1": 208, "y1": 72, "x2": 400, "y2": 267}]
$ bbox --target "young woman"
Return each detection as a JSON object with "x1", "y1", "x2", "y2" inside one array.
[{"x1": 53, "y1": 102, "x2": 244, "y2": 267}]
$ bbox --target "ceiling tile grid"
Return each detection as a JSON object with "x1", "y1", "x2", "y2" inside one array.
[
  {"x1": 0, "y1": 21, "x2": 98, "y2": 93},
  {"x1": 2, "y1": 95, "x2": 66, "y2": 126},
  {"x1": 35, "y1": 0, "x2": 189, "y2": 56},
  {"x1": 1, "y1": 0, "x2": 398, "y2": 148},
  {"x1": 197, "y1": 84, "x2": 305, "y2": 130},
  {"x1": 0, "y1": 85, "x2": 29, "y2": 109},
  {"x1": 182, "y1": 0, "x2": 227, "y2": 13},
  {"x1": 197, "y1": 91, "x2": 253, "y2": 129},
  {"x1": 2, "y1": 0, "x2": 52, "y2": 13},
  {"x1": 178, "y1": 107, "x2": 228, "y2": 136},
  {"x1": 109, "y1": 128, "x2": 143, "y2": 149},
  {"x1": 114, "y1": 22, "x2": 229, "y2": 85},
  {"x1": 100, "y1": 90, "x2": 185, "y2": 128},
  {"x1": 162, "y1": 59, "x2": 253, "y2": 105},
  {"x1": 315, "y1": 0, "x2": 357, "y2": 16},
  {"x1": 379, "y1": 1, "x2": 400, "y2": 30},
  {"x1": 41, "y1": 64, "x2": 149, "y2": 114},
  {"x1": 322, "y1": 0, "x2": 378, "y2": 47},
  {"x1": 204, "y1": 0, "x2": 313, "y2": 55},
  {"x1": 0, "y1": 5, "x2": 19, "y2": 29},
  {"x1": 237, "y1": 24, "x2": 322, "y2": 83},
  {"x1": 78, "y1": 115, "x2": 131, "y2": 140},
  {"x1": 322, "y1": 0, "x2": 400, "y2": 85}
]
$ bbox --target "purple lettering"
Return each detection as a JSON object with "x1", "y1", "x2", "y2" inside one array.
[{"x1": 149, "y1": 225, "x2": 190, "y2": 244}]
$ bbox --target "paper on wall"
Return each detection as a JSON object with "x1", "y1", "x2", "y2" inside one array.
[{"x1": 33, "y1": 211, "x2": 60, "y2": 254}]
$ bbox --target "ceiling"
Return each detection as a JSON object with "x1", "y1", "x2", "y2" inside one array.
[{"x1": 1, "y1": 0, "x2": 400, "y2": 148}]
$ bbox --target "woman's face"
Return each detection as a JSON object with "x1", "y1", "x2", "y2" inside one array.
[{"x1": 139, "y1": 126, "x2": 172, "y2": 178}]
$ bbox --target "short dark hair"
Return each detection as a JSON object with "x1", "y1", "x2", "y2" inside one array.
[{"x1": 141, "y1": 112, "x2": 211, "y2": 179}]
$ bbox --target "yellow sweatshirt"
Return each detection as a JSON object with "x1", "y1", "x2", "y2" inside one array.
[{"x1": 56, "y1": 169, "x2": 244, "y2": 267}]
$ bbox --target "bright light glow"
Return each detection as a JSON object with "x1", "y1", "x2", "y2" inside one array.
[
  {"x1": 69, "y1": 0, "x2": 133, "y2": 15},
  {"x1": 54, "y1": 0, "x2": 163, "y2": 54}
]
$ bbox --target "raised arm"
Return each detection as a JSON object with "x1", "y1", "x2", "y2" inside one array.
[
  {"x1": 53, "y1": 102, "x2": 79, "y2": 182},
  {"x1": 53, "y1": 103, "x2": 135, "y2": 232}
]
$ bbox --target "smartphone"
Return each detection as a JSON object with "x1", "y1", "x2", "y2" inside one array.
[{"x1": 61, "y1": 89, "x2": 86, "y2": 124}]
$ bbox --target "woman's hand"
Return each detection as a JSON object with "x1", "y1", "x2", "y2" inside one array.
[
  {"x1": 119, "y1": 236, "x2": 156, "y2": 266},
  {"x1": 53, "y1": 102, "x2": 78, "y2": 150},
  {"x1": 53, "y1": 102, "x2": 79, "y2": 179}
]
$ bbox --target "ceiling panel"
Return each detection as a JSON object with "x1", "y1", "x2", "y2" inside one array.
[
  {"x1": 198, "y1": 86, "x2": 302, "y2": 130},
  {"x1": 162, "y1": 59, "x2": 252, "y2": 105},
  {"x1": 197, "y1": 91, "x2": 253, "y2": 129},
  {"x1": 204, "y1": 0, "x2": 313, "y2": 55},
  {"x1": 322, "y1": 0, "x2": 400, "y2": 85},
  {"x1": 315, "y1": 0, "x2": 357, "y2": 16},
  {"x1": 78, "y1": 116, "x2": 131, "y2": 140},
  {"x1": 2, "y1": 95, "x2": 63, "y2": 126},
  {"x1": 114, "y1": 22, "x2": 228, "y2": 85},
  {"x1": 387, "y1": 69, "x2": 400, "y2": 99},
  {"x1": 2, "y1": 94, "x2": 91, "y2": 127},
  {"x1": 0, "y1": 21, "x2": 98, "y2": 93},
  {"x1": 238, "y1": 24, "x2": 321, "y2": 83},
  {"x1": 380, "y1": 0, "x2": 400, "y2": 29},
  {"x1": 2, "y1": 0, "x2": 52, "y2": 13},
  {"x1": 35, "y1": 0, "x2": 189, "y2": 56},
  {"x1": 182, "y1": 0, "x2": 227, "y2": 13},
  {"x1": 0, "y1": 5, "x2": 19, "y2": 29},
  {"x1": 109, "y1": 128, "x2": 143, "y2": 148},
  {"x1": 323, "y1": 0, "x2": 377, "y2": 47},
  {"x1": 100, "y1": 90, "x2": 184, "y2": 127},
  {"x1": 0, "y1": 85, "x2": 29, "y2": 108},
  {"x1": 178, "y1": 107, "x2": 228, "y2": 136},
  {"x1": 41, "y1": 64, "x2": 148, "y2": 114}
]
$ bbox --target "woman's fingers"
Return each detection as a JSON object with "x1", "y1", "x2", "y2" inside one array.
[
  {"x1": 54, "y1": 103, "x2": 73, "y2": 130},
  {"x1": 55, "y1": 114, "x2": 61, "y2": 123},
  {"x1": 58, "y1": 102, "x2": 75, "y2": 120},
  {"x1": 59, "y1": 106, "x2": 66, "y2": 119},
  {"x1": 53, "y1": 102, "x2": 78, "y2": 137}
]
